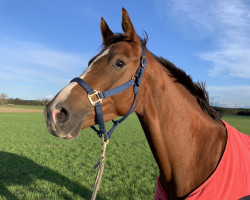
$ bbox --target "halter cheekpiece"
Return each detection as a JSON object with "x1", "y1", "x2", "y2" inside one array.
[{"x1": 71, "y1": 43, "x2": 147, "y2": 140}]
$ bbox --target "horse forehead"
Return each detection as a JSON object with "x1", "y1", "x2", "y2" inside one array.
[
  {"x1": 80, "y1": 48, "x2": 110, "y2": 78},
  {"x1": 111, "y1": 42, "x2": 136, "y2": 55},
  {"x1": 51, "y1": 48, "x2": 111, "y2": 106}
]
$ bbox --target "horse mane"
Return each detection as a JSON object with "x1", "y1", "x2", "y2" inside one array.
[
  {"x1": 151, "y1": 54, "x2": 222, "y2": 121},
  {"x1": 102, "y1": 33, "x2": 222, "y2": 121}
]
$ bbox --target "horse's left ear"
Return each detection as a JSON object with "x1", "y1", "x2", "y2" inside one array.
[
  {"x1": 100, "y1": 17, "x2": 114, "y2": 45},
  {"x1": 122, "y1": 8, "x2": 140, "y2": 43}
]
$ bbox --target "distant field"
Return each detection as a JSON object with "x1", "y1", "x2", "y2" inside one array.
[
  {"x1": 0, "y1": 105, "x2": 44, "y2": 113},
  {"x1": 222, "y1": 115, "x2": 250, "y2": 135},
  {"x1": 10, "y1": 105, "x2": 45, "y2": 110},
  {"x1": 0, "y1": 111, "x2": 249, "y2": 199},
  {"x1": 0, "y1": 105, "x2": 44, "y2": 110}
]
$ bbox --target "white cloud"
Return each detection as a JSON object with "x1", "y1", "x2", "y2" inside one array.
[
  {"x1": 208, "y1": 85, "x2": 250, "y2": 108},
  {"x1": 0, "y1": 37, "x2": 88, "y2": 83},
  {"x1": 45, "y1": 95, "x2": 54, "y2": 100},
  {"x1": 155, "y1": 0, "x2": 250, "y2": 79},
  {"x1": 0, "y1": 36, "x2": 89, "y2": 99}
]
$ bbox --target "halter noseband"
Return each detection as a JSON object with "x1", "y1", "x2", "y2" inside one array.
[{"x1": 70, "y1": 43, "x2": 147, "y2": 140}]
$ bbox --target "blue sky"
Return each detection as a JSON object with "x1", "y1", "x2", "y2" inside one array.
[{"x1": 1, "y1": 0, "x2": 250, "y2": 108}]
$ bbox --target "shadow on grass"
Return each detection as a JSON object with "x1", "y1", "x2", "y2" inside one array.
[{"x1": 0, "y1": 151, "x2": 105, "y2": 200}]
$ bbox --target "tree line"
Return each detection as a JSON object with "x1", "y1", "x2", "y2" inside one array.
[
  {"x1": 0, "y1": 93, "x2": 49, "y2": 106},
  {"x1": 6, "y1": 98, "x2": 50, "y2": 106},
  {"x1": 214, "y1": 107, "x2": 250, "y2": 116},
  {"x1": 1, "y1": 93, "x2": 250, "y2": 116}
]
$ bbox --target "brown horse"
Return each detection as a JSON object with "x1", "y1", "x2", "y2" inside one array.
[{"x1": 44, "y1": 8, "x2": 250, "y2": 200}]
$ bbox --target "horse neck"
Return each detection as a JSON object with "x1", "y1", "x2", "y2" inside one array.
[{"x1": 135, "y1": 52, "x2": 226, "y2": 198}]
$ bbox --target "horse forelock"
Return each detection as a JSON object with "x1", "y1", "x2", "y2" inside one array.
[{"x1": 100, "y1": 33, "x2": 148, "y2": 50}]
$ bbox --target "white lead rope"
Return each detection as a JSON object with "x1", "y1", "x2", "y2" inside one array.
[{"x1": 91, "y1": 138, "x2": 109, "y2": 200}]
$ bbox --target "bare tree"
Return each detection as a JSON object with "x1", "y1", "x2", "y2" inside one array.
[{"x1": 0, "y1": 93, "x2": 8, "y2": 106}]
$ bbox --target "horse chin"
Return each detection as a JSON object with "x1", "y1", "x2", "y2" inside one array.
[
  {"x1": 63, "y1": 123, "x2": 82, "y2": 140},
  {"x1": 47, "y1": 120, "x2": 83, "y2": 140}
]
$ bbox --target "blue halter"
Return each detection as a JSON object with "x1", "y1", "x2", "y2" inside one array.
[{"x1": 71, "y1": 43, "x2": 147, "y2": 140}]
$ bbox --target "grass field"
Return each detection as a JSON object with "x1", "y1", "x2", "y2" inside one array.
[{"x1": 0, "y1": 108, "x2": 249, "y2": 200}]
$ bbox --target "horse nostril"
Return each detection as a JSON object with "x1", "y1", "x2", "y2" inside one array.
[{"x1": 53, "y1": 107, "x2": 69, "y2": 125}]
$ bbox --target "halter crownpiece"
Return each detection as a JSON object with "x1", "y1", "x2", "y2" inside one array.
[{"x1": 70, "y1": 43, "x2": 147, "y2": 140}]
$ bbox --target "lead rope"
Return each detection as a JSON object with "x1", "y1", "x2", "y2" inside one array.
[{"x1": 91, "y1": 138, "x2": 109, "y2": 200}]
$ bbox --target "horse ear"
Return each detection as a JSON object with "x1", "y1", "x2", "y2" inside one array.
[
  {"x1": 100, "y1": 17, "x2": 114, "y2": 45},
  {"x1": 122, "y1": 8, "x2": 140, "y2": 43}
]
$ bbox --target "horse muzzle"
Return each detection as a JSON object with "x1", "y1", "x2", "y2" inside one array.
[{"x1": 44, "y1": 103, "x2": 82, "y2": 140}]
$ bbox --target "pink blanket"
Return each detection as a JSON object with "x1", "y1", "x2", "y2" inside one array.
[{"x1": 155, "y1": 121, "x2": 250, "y2": 200}]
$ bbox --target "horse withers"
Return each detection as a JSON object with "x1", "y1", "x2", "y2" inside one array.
[{"x1": 44, "y1": 8, "x2": 250, "y2": 200}]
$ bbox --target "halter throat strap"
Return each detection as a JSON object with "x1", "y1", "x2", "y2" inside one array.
[{"x1": 70, "y1": 43, "x2": 147, "y2": 140}]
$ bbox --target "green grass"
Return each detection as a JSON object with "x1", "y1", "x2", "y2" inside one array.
[
  {"x1": 0, "y1": 112, "x2": 157, "y2": 200},
  {"x1": 222, "y1": 115, "x2": 250, "y2": 135},
  {"x1": 0, "y1": 112, "x2": 249, "y2": 200}
]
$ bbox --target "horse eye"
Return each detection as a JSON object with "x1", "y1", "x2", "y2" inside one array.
[{"x1": 113, "y1": 60, "x2": 126, "y2": 68}]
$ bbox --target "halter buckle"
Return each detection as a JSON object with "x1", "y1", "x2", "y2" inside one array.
[
  {"x1": 88, "y1": 90, "x2": 102, "y2": 106},
  {"x1": 141, "y1": 56, "x2": 147, "y2": 68}
]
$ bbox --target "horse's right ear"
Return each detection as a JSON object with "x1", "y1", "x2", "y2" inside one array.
[
  {"x1": 122, "y1": 8, "x2": 140, "y2": 43},
  {"x1": 100, "y1": 17, "x2": 114, "y2": 45}
]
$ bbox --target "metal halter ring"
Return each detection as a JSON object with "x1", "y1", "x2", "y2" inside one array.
[{"x1": 88, "y1": 90, "x2": 102, "y2": 106}]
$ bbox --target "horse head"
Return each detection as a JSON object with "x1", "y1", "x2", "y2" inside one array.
[{"x1": 44, "y1": 8, "x2": 145, "y2": 139}]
